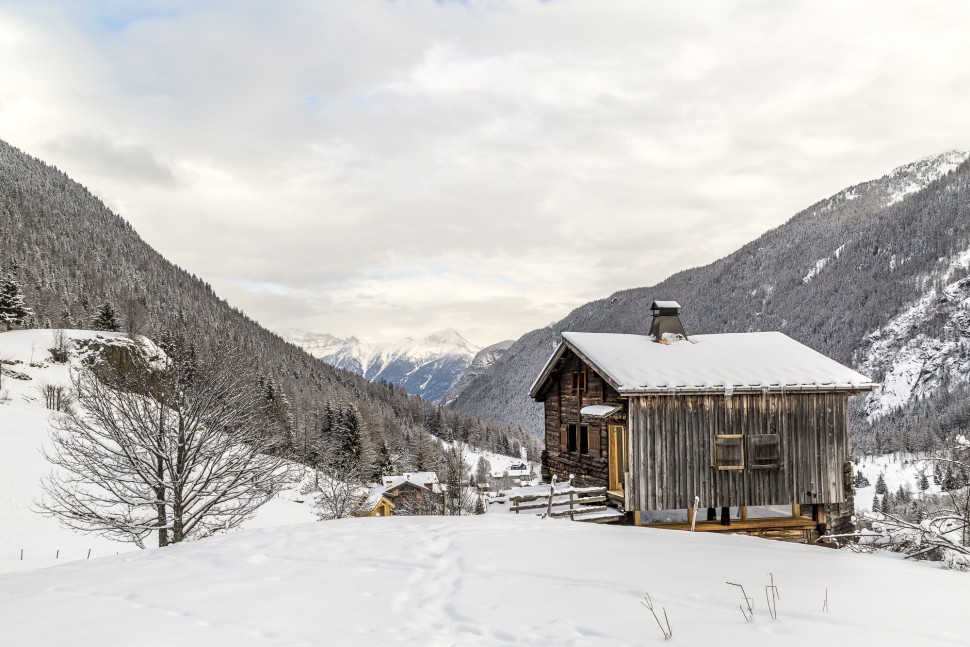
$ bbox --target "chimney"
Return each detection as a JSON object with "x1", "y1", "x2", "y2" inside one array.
[{"x1": 649, "y1": 301, "x2": 687, "y2": 341}]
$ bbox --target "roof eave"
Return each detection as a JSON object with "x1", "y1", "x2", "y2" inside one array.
[{"x1": 617, "y1": 383, "x2": 879, "y2": 396}]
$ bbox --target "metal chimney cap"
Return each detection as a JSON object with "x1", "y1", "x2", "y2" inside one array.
[{"x1": 650, "y1": 300, "x2": 681, "y2": 314}]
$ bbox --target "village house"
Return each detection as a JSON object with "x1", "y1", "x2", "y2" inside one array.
[
  {"x1": 353, "y1": 472, "x2": 443, "y2": 517},
  {"x1": 530, "y1": 302, "x2": 877, "y2": 541}
]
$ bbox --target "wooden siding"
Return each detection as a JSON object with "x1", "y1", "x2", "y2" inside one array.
[
  {"x1": 628, "y1": 391, "x2": 850, "y2": 511},
  {"x1": 542, "y1": 351, "x2": 625, "y2": 487}
]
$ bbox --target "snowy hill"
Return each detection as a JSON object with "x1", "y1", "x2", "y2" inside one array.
[
  {"x1": 452, "y1": 150, "x2": 970, "y2": 436},
  {"x1": 0, "y1": 329, "x2": 317, "y2": 574},
  {"x1": 2, "y1": 514, "x2": 968, "y2": 646},
  {"x1": 284, "y1": 328, "x2": 480, "y2": 402}
]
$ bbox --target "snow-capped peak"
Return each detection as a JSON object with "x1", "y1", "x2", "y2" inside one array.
[{"x1": 282, "y1": 328, "x2": 482, "y2": 402}]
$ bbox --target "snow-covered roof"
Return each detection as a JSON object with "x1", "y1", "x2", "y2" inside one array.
[
  {"x1": 651, "y1": 300, "x2": 681, "y2": 311},
  {"x1": 580, "y1": 404, "x2": 623, "y2": 418},
  {"x1": 380, "y1": 472, "x2": 441, "y2": 494},
  {"x1": 360, "y1": 484, "x2": 395, "y2": 512},
  {"x1": 531, "y1": 331, "x2": 876, "y2": 397}
]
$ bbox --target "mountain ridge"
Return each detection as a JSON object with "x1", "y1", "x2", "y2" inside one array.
[{"x1": 283, "y1": 328, "x2": 480, "y2": 403}]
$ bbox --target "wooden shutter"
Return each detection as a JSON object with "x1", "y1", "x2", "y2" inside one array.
[
  {"x1": 714, "y1": 434, "x2": 744, "y2": 470},
  {"x1": 589, "y1": 424, "x2": 601, "y2": 457},
  {"x1": 748, "y1": 434, "x2": 781, "y2": 469}
]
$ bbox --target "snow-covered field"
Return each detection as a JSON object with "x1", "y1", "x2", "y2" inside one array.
[{"x1": 3, "y1": 514, "x2": 969, "y2": 646}]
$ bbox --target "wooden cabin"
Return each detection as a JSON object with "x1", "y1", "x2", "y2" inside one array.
[{"x1": 530, "y1": 302, "x2": 876, "y2": 541}]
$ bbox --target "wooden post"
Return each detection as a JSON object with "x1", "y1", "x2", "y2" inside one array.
[
  {"x1": 720, "y1": 507, "x2": 730, "y2": 526},
  {"x1": 546, "y1": 485, "x2": 554, "y2": 518},
  {"x1": 792, "y1": 503, "x2": 802, "y2": 517},
  {"x1": 687, "y1": 507, "x2": 696, "y2": 528},
  {"x1": 634, "y1": 510, "x2": 642, "y2": 526},
  {"x1": 568, "y1": 491, "x2": 575, "y2": 520},
  {"x1": 740, "y1": 506, "x2": 748, "y2": 521}
]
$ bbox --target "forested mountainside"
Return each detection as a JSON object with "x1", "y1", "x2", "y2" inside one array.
[
  {"x1": 443, "y1": 339, "x2": 514, "y2": 405},
  {"x1": 0, "y1": 139, "x2": 539, "y2": 466},
  {"x1": 453, "y1": 150, "x2": 970, "y2": 454},
  {"x1": 284, "y1": 328, "x2": 479, "y2": 403}
]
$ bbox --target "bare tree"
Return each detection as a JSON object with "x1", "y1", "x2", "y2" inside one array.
[
  {"x1": 443, "y1": 441, "x2": 478, "y2": 516},
  {"x1": 313, "y1": 450, "x2": 367, "y2": 520},
  {"x1": 38, "y1": 343, "x2": 296, "y2": 548}
]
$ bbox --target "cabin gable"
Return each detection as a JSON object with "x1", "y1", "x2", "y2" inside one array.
[{"x1": 541, "y1": 349, "x2": 626, "y2": 487}]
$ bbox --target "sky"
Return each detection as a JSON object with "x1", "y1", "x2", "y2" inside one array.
[{"x1": 2, "y1": 1, "x2": 969, "y2": 347}]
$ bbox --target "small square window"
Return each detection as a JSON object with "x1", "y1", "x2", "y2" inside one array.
[
  {"x1": 714, "y1": 434, "x2": 744, "y2": 470},
  {"x1": 748, "y1": 434, "x2": 781, "y2": 469}
]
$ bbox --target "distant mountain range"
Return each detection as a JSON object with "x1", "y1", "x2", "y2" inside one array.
[
  {"x1": 284, "y1": 329, "x2": 511, "y2": 403},
  {"x1": 450, "y1": 149, "x2": 970, "y2": 453}
]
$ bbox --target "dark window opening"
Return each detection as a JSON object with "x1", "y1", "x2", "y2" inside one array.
[
  {"x1": 567, "y1": 423, "x2": 589, "y2": 454},
  {"x1": 570, "y1": 371, "x2": 587, "y2": 395}
]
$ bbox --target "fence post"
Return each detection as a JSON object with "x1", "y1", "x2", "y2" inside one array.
[
  {"x1": 546, "y1": 484, "x2": 554, "y2": 518},
  {"x1": 569, "y1": 491, "x2": 576, "y2": 520}
]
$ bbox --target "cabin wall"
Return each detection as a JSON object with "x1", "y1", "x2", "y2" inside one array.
[
  {"x1": 628, "y1": 391, "x2": 850, "y2": 511},
  {"x1": 541, "y1": 352, "x2": 625, "y2": 487}
]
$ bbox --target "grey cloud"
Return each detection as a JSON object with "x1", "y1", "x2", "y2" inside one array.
[{"x1": 45, "y1": 134, "x2": 176, "y2": 186}]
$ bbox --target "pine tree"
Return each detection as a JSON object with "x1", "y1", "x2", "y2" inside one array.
[
  {"x1": 871, "y1": 492, "x2": 880, "y2": 513},
  {"x1": 375, "y1": 439, "x2": 393, "y2": 477},
  {"x1": 875, "y1": 472, "x2": 888, "y2": 494},
  {"x1": 918, "y1": 471, "x2": 930, "y2": 492},
  {"x1": 881, "y1": 491, "x2": 893, "y2": 514},
  {"x1": 91, "y1": 301, "x2": 120, "y2": 332},
  {"x1": 0, "y1": 272, "x2": 32, "y2": 330},
  {"x1": 855, "y1": 470, "x2": 871, "y2": 488}
]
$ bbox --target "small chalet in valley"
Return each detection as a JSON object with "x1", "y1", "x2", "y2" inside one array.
[
  {"x1": 530, "y1": 302, "x2": 877, "y2": 541},
  {"x1": 353, "y1": 472, "x2": 443, "y2": 517}
]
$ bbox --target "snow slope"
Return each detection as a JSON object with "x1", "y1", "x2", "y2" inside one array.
[
  {"x1": 2, "y1": 514, "x2": 968, "y2": 647},
  {"x1": 284, "y1": 328, "x2": 480, "y2": 402},
  {"x1": 0, "y1": 330, "x2": 316, "y2": 574}
]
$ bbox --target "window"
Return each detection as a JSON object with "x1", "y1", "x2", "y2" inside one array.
[
  {"x1": 748, "y1": 434, "x2": 781, "y2": 469},
  {"x1": 567, "y1": 423, "x2": 590, "y2": 454},
  {"x1": 570, "y1": 371, "x2": 587, "y2": 395},
  {"x1": 714, "y1": 434, "x2": 744, "y2": 470}
]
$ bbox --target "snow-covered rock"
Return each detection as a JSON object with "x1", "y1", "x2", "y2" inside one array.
[{"x1": 859, "y1": 246, "x2": 970, "y2": 419}]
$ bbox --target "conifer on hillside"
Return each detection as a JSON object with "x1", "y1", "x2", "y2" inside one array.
[
  {"x1": 0, "y1": 272, "x2": 32, "y2": 330},
  {"x1": 91, "y1": 301, "x2": 121, "y2": 332}
]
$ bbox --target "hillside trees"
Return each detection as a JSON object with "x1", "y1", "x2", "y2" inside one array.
[{"x1": 38, "y1": 342, "x2": 295, "y2": 547}]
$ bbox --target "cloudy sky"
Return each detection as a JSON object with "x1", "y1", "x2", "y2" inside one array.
[{"x1": 2, "y1": 1, "x2": 969, "y2": 346}]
